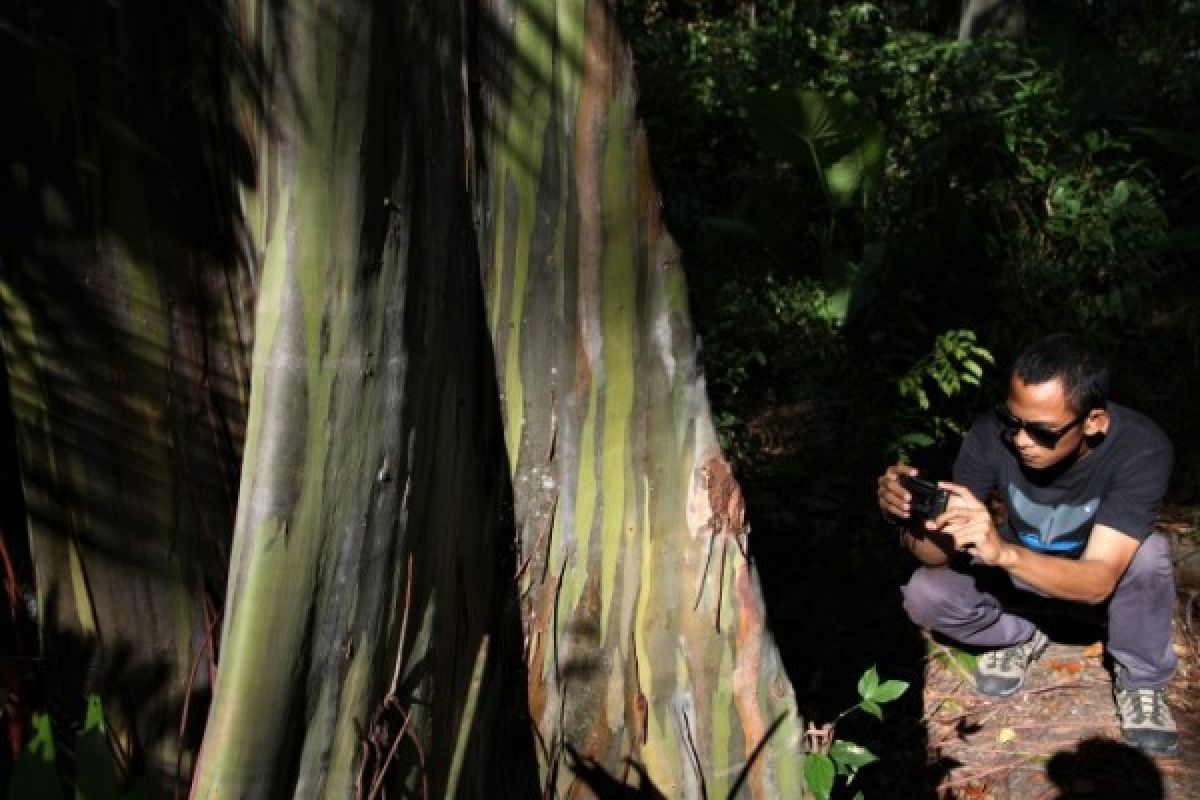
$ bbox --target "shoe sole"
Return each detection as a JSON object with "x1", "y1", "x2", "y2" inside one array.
[{"x1": 1120, "y1": 731, "x2": 1180, "y2": 757}]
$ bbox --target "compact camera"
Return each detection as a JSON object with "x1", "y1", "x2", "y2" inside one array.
[{"x1": 899, "y1": 474, "x2": 949, "y2": 524}]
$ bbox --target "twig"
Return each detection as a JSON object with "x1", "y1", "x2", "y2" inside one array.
[
  {"x1": 445, "y1": 636, "x2": 490, "y2": 799},
  {"x1": 354, "y1": 554, "x2": 418, "y2": 799},
  {"x1": 368, "y1": 706, "x2": 418, "y2": 800},
  {"x1": 678, "y1": 707, "x2": 707, "y2": 800},
  {"x1": 938, "y1": 757, "x2": 1038, "y2": 790},
  {"x1": 994, "y1": 721, "x2": 1118, "y2": 732},
  {"x1": 925, "y1": 636, "x2": 975, "y2": 682},
  {"x1": 1024, "y1": 681, "x2": 1097, "y2": 694},
  {"x1": 950, "y1": 738, "x2": 1102, "y2": 756},
  {"x1": 387, "y1": 554, "x2": 415, "y2": 699},
  {"x1": 727, "y1": 713, "x2": 788, "y2": 799},
  {"x1": 516, "y1": 490, "x2": 558, "y2": 589},
  {"x1": 175, "y1": 597, "x2": 218, "y2": 799},
  {"x1": 552, "y1": 557, "x2": 566, "y2": 688}
]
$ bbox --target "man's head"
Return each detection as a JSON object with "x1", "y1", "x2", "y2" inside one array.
[{"x1": 997, "y1": 334, "x2": 1111, "y2": 470}]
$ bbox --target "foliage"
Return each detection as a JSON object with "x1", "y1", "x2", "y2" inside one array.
[
  {"x1": 801, "y1": 666, "x2": 908, "y2": 800},
  {"x1": 621, "y1": 0, "x2": 1200, "y2": 513},
  {"x1": 4, "y1": 697, "x2": 149, "y2": 800},
  {"x1": 894, "y1": 330, "x2": 994, "y2": 461}
]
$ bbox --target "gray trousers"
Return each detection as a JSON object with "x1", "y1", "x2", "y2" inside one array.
[{"x1": 901, "y1": 533, "x2": 1177, "y2": 689}]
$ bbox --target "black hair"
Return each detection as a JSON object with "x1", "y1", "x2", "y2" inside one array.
[{"x1": 1011, "y1": 333, "x2": 1110, "y2": 414}]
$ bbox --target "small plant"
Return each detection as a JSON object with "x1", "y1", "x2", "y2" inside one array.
[
  {"x1": 893, "y1": 329, "x2": 993, "y2": 461},
  {"x1": 802, "y1": 666, "x2": 908, "y2": 800},
  {"x1": 4, "y1": 695, "x2": 150, "y2": 800}
]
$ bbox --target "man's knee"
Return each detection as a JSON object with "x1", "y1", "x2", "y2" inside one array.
[
  {"x1": 1118, "y1": 533, "x2": 1175, "y2": 591},
  {"x1": 902, "y1": 567, "x2": 970, "y2": 629}
]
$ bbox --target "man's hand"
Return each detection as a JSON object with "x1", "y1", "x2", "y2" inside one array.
[
  {"x1": 877, "y1": 464, "x2": 918, "y2": 520},
  {"x1": 927, "y1": 482, "x2": 1014, "y2": 567}
]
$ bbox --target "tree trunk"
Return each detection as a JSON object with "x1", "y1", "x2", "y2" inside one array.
[
  {"x1": 958, "y1": 0, "x2": 1026, "y2": 41},
  {"x1": 5, "y1": 1, "x2": 810, "y2": 796},
  {"x1": 478, "y1": 1, "x2": 805, "y2": 797},
  {"x1": 0, "y1": 1, "x2": 252, "y2": 784},
  {"x1": 191, "y1": 1, "x2": 536, "y2": 796}
]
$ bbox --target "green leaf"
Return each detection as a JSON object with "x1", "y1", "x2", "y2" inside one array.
[
  {"x1": 830, "y1": 740, "x2": 878, "y2": 771},
  {"x1": 898, "y1": 432, "x2": 934, "y2": 448},
  {"x1": 7, "y1": 712, "x2": 63, "y2": 800},
  {"x1": 859, "y1": 698, "x2": 883, "y2": 720},
  {"x1": 871, "y1": 679, "x2": 909, "y2": 704},
  {"x1": 1111, "y1": 179, "x2": 1130, "y2": 206},
  {"x1": 742, "y1": 86, "x2": 886, "y2": 206},
  {"x1": 857, "y1": 666, "x2": 879, "y2": 700},
  {"x1": 75, "y1": 696, "x2": 119, "y2": 800},
  {"x1": 83, "y1": 695, "x2": 105, "y2": 733},
  {"x1": 803, "y1": 753, "x2": 836, "y2": 800}
]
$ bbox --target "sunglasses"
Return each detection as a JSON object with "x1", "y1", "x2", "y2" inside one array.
[{"x1": 994, "y1": 404, "x2": 1088, "y2": 449}]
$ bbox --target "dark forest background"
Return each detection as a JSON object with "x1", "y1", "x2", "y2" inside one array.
[{"x1": 621, "y1": 1, "x2": 1200, "y2": 793}]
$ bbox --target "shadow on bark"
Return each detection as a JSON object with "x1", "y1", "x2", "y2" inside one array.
[
  {"x1": 0, "y1": 590, "x2": 208, "y2": 796},
  {"x1": 0, "y1": 0, "x2": 262, "y2": 787},
  {"x1": 565, "y1": 743, "x2": 667, "y2": 799}
]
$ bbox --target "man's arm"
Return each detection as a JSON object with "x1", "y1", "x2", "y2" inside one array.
[
  {"x1": 992, "y1": 524, "x2": 1139, "y2": 604},
  {"x1": 878, "y1": 464, "x2": 957, "y2": 566},
  {"x1": 878, "y1": 414, "x2": 996, "y2": 567},
  {"x1": 931, "y1": 484, "x2": 1140, "y2": 604}
]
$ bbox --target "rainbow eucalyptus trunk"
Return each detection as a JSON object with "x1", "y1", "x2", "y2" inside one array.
[
  {"x1": 191, "y1": 1, "x2": 535, "y2": 797},
  {"x1": 478, "y1": 1, "x2": 805, "y2": 796},
  {"x1": 0, "y1": 1, "x2": 251, "y2": 784}
]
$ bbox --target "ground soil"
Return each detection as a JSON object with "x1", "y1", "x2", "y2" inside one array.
[
  {"x1": 755, "y1": 493, "x2": 1200, "y2": 800},
  {"x1": 922, "y1": 604, "x2": 1199, "y2": 799}
]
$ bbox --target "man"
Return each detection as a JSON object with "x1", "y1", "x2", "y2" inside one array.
[{"x1": 878, "y1": 333, "x2": 1178, "y2": 756}]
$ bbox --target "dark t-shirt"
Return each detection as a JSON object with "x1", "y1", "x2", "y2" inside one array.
[{"x1": 952, "y1": 403, "x2": 1173, "y2": 558}]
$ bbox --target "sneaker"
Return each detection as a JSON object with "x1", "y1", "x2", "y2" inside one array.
[
  {"x1": 1114, "y1": 671, "x2": 1179, "y2": 757},
  {"x1": 973, "y1": 630, "x2": 1050, "y2": 697}
]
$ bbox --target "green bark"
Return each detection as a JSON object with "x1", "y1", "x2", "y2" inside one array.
[
  {"x1": 192, "y1": 1, "x2": 535, "y2": 797},
  {"x1": 0, "y1": 1, "x2": 251, "y2": 784},
  {"x1": 479, "y1": 1, "x2": 805, "y2": 797},
  {"x1": 5, "y1": 2, "x2": 810, "y2": 797}
]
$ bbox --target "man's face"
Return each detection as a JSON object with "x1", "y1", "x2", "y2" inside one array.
[{"x1": 1001, "y1": 375, "x2": 1102, "y2": 470}]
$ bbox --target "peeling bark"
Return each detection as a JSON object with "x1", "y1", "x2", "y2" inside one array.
[
  {"x1": 478, "y1": 1, "x2": 805, "y2": 796},
  {"x1": 191, "y1": 2, "x2": 535, "y2": 797}
]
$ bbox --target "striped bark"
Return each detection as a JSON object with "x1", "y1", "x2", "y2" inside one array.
[
  {"x1": 478, "y1": 1, "x2": 806, "y2": 797},
  {"x1": 191, "y1": 1, "x2": 535, "y2": 797},
  {"x1": 0, "y1": 1, "x2": 251, "y2": 784}
]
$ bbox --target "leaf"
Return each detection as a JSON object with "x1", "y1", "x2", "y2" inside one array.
[
  {"x1": 870, "y1": 679, "x2": 909, "y2": 704},
  {"x1": 742, "y1": 86, "x2": 886, "y2": 206},
  {"x1": 7, "y1": 712, "x2": 63, "y2": 800},
  {"x1": 83, "y1": 695, "x2": 105, "y2": 733},
  {"x1": 859, "y1": 698, "x2": 883, "y2": 720},
  {"x1": 1111, "y1": 179, "x2": 1130, "y2": 207},
  {"x1": 830, "y1": 740, "x2": 878, "y2": 771},
  {"x1": 857, "y1": 666, "x2": 879, "y2": 700},
  {"x1": 997, "y1": 727, "x2": 1019, "y2": 744},
  {"x1": 899, "y1": 432, "x2": 934, "y2": 448},
  {"x1": 803, "y1": 753, "x2": 836, "y2": 800},
  {"x1": 75, "y1": 696, "x2": 119, "y2": 800}
]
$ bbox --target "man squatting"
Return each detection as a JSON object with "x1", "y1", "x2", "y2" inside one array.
[{"x1": 878, "y1": 333, "x2": 1179, "y2": 756}]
